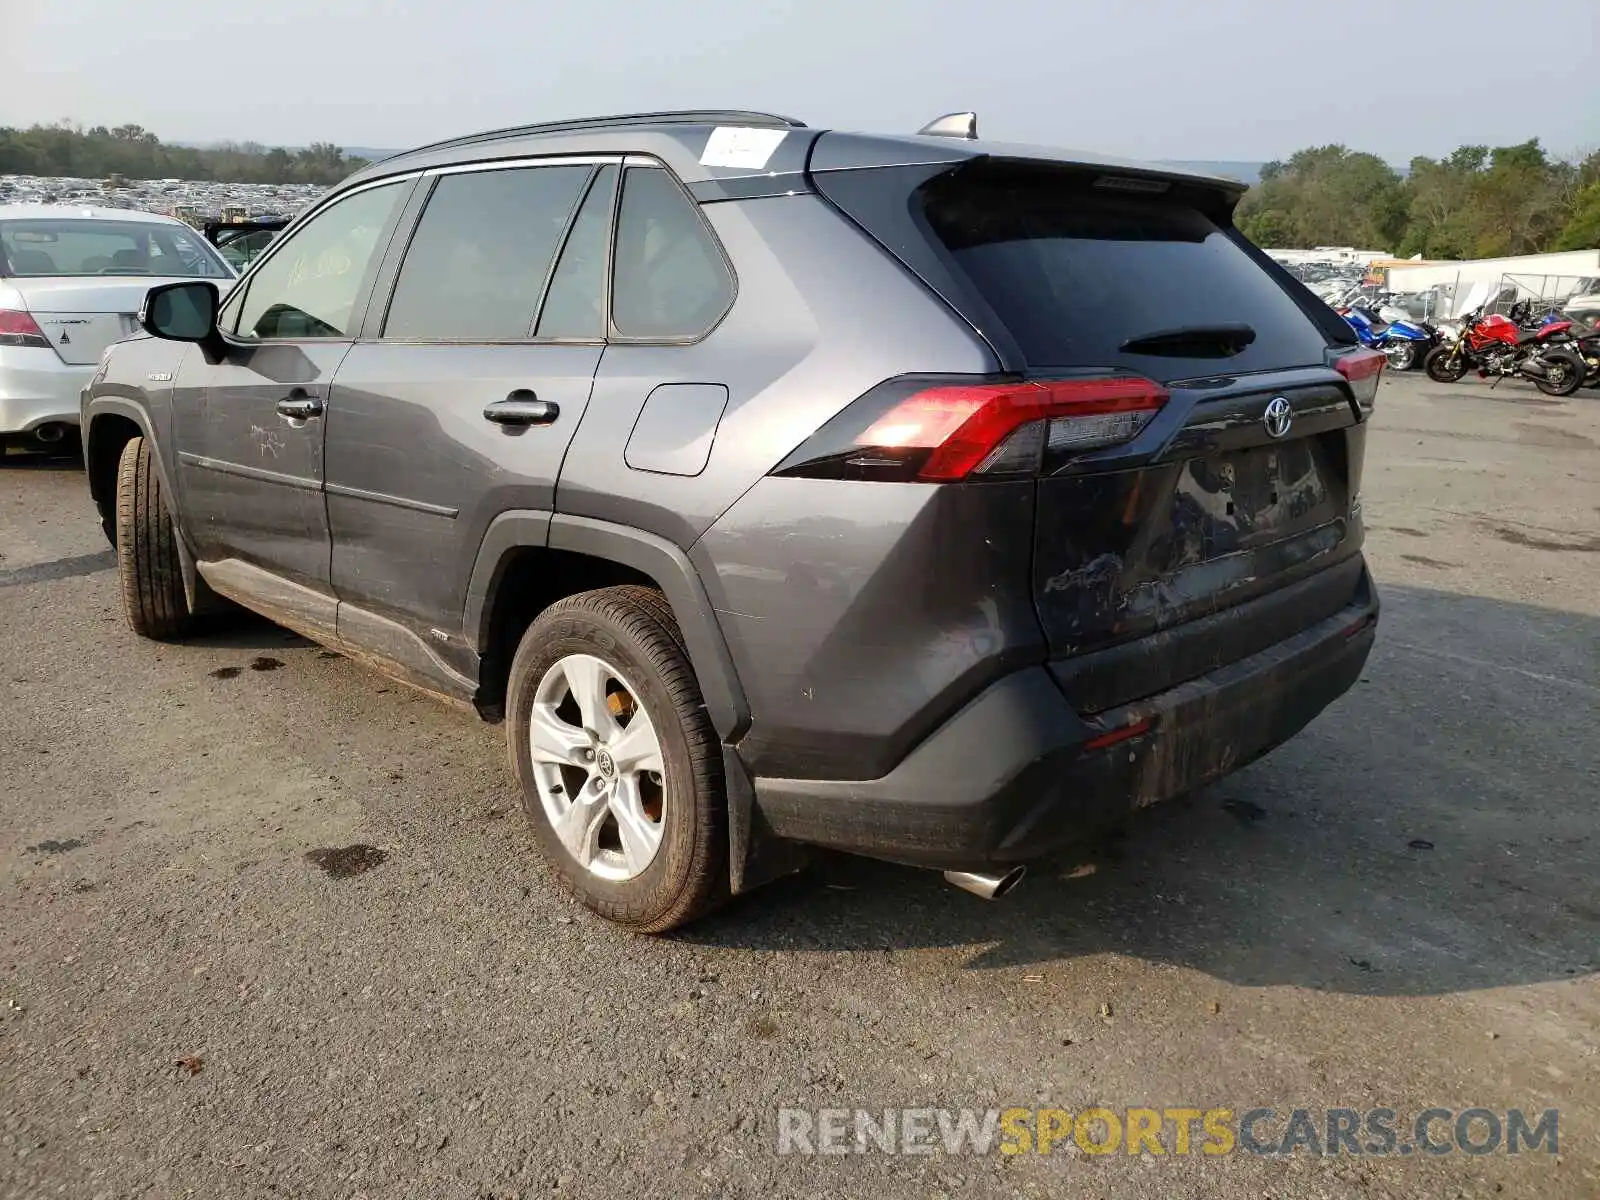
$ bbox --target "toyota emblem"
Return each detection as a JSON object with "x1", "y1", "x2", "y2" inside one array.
[{"x1": 1263, "y1": 396, "x2": 1293, "y2": 439}]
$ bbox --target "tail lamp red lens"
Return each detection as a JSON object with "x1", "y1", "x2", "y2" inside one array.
[
  {"x1": 0, "y1": 309, "x2": 51, "y2": 350},
  {"x1": 775, "y1": 376, "x2": 1169, "y2": 482},
  {"x1": 1334, "y1": 347, "x2": 1384, "y2": 413}
]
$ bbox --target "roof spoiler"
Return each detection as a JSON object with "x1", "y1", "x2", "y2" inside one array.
[{"x1": 918, "y1": 112, "x2": 978, "y2": 140}]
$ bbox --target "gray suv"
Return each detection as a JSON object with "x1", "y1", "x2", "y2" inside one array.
[{"x1": 81, "y1": 110, "x2": 1382, "y2": 931}]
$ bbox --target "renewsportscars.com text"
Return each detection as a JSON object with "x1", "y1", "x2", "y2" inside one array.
[{"x1": 775, "y1": 1106, "x2": 1558, "y2": 1158}]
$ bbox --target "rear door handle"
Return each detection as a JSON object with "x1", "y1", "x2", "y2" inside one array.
[
  {"x1": 277, "y1": 391, "x2": 323, "y2": 421},
  {"x1": 484, "y1": 393, "x2": 559, "y2": 426}
]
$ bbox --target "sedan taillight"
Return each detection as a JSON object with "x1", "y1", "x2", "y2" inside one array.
[{"x1": 0, "y1": 309, "x2": 51, "y2": 350}]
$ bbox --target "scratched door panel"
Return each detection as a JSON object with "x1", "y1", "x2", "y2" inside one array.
[
  {"x1": 323, "y1": 342, "x2": 601, "y2": 640},
  {"x1": 169, "y1": 342, "x2": 350, "y2": 589}
]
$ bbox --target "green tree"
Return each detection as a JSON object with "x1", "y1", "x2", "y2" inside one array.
[
  {"x1": 262, "y1": 147, "x2": 294, "y2": 179},
  {"x1": 1554, "y1": 183, "x2": 1600, "y2": 250},
  {"x1": 1236, "y1": 145, "x2": 1406, "y2": 250},
  {"x1": 1395, "y1": 139, "x2": 1580, "y2": 258},
  {"x1": 1470, "y1": 140, "x2": 1569, "y2": 255},
  {"x1": 0, "y1": 122, "x2": 367, "y2": 186},
  {"x1": 1239, "y1": 138, "x2": 1589, "y2": 259},
  {"x1": 1396, "y1": 151, "x2": 1480, "y2": 258}
]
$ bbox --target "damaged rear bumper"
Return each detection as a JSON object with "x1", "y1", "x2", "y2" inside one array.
[{"x1": 753, "y1": 566, "x2": 1378, "y2": 870}]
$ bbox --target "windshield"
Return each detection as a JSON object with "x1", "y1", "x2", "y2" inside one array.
[{"x1": 0, "y1": 218, "x2": 233, "y2": 279}]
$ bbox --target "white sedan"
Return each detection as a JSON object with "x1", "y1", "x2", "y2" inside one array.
[{"x1": 0, "y1": 204, "x2": 235, "y2": 454}]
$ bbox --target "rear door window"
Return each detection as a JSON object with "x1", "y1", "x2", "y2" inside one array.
[
  {"x1": 919, "y1": 164, "x2": 1332, "y2": 380},
  {"x1": 384, "y1": 165, "x2": 591, "y2": 340},
  {"x1": 610, "y1": 166, "x2": 733, "y2": 340}
]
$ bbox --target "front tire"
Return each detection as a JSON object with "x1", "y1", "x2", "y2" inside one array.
[
  {"x1": 506, "y1": 585, "x2": 727, "y2": 932},
  {"x1": 1425, "y1": 345, "x2": 1469, "y2": 383},
  {"x1": 114, "y1": 436, "x2": 193, "y2": 640}
]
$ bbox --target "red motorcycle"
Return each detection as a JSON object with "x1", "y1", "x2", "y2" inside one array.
[{"x1": 1424, "y1": 309, "x2": 1585, "y2": 395}]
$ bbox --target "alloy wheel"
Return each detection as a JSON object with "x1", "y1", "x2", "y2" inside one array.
[{"x1": 528, "y1": 653, "x2": 666, "y2": 881}]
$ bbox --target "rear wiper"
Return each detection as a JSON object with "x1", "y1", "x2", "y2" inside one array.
[{"x1": 1119, "y1": 324, "x2": 1257, "y2": 357}]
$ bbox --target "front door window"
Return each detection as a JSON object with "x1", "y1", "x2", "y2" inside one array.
[{"x1": 224, "y1": 182, "x2": 406, "y2": 340}]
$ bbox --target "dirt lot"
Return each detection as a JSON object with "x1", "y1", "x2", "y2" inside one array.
[{"x1": 2, "y1": 371, "x2": 1596, "y2": 1200}]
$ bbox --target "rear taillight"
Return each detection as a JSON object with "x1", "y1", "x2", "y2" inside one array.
[
  {"x1": 1334, "y1": 347, "x2": 1385, "y2": 414},
  {"x1": 773, "y1": 376, "x2": 1169, "y2": 482},
  {"x1": 0, "y1": 309, "x2": 51, "y2": 350}
]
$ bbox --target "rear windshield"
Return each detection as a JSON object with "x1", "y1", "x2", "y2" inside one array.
[
  {"x1": 0, "y1": 218, "x2": 232, "y2": 279},
  {"x1": 919, "y1": 165, "x2": 1332, "y2": 380}
]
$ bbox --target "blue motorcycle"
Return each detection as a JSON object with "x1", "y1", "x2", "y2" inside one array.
[{"x1": 1340, "y1": 306, "x2": 1439, "y2": 372}]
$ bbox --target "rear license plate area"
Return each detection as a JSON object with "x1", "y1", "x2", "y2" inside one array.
[{"x1": 1180, "y1": 439, "x2": 1334, "y2": 551}]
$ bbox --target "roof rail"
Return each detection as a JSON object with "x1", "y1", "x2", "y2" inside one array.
[{"x1": 400, "y1": 110, "x2": 808, "y2": 158}]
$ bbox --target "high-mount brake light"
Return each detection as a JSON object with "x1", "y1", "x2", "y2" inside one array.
[
  {"x1": 1334, "y1": 347, "x2": 1385, "y2": 414},
  {"x1": 774, "y1": 377, "x2": 1169, "y2": 482},
  {"x1": 0, "y1": 309, "x2": 51, "y2": 350}
]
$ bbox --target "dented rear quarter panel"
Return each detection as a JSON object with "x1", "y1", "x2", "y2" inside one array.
[{"x1": 694, "y1": 477, "x2": 1045, "y2": 782}]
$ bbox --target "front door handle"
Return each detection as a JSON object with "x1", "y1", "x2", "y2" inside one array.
[
  {"x1": 484, "y1": 392, "x2": 559, "y2": 426},
  {"x1": 277, "y1": 392, "x2": 323, "y2": 421}
]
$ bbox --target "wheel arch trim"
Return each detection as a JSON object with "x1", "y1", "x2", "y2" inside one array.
[
  {"x1": 462, "y1": 510, "x2": 750, "y2": 742},
  {"x1": 83, "y1": 400, "x2": 204, "y2": 610},
  {"x1": 84, "y1": 399, "x2": 162, "y2": 507}
]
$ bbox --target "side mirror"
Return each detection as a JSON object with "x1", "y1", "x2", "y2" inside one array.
[{"x1": 141, "y1": 280, "x2": 220, "y2": 343}]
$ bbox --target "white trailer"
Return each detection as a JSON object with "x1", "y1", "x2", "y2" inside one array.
[{"x1": 1387, "y1": 250, "x2": 1600, "y2": 317}]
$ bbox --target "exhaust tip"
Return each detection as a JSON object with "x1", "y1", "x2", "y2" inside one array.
[
  {"x1": 942, "y1": 866, "x2": 1026, "y2": 901},
  {"x1": 32, "y1": 422, "x2": 68, "y2": 444}
]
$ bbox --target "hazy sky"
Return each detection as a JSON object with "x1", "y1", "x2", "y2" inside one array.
[{"x1": 7, "y1": 0, "x2": 1598, "y2": 163}]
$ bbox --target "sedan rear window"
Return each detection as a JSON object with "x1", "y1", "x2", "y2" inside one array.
[
  {"x1": 920, "y1": 164, "x2": 1331, "y2": 380},
  {"x1": 0, "y1": 219, "x2": 231, "y2": 279}
]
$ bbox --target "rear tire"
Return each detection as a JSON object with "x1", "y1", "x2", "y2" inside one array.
[
  {"x1": 1533, "y1": 350, "x2": 1584, "y2": 397},
  {"x1": 1425, "y1": 345, "x2": 1468, "y2": 383},
  {"x1": 114, "y1": 436, "x2": 193, "y2": 640},
  {"x1": 506, "y1": 585, "x2": 727, "y2": 932}
]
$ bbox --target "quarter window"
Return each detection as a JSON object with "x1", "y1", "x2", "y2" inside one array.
[
  {"x1": 535, "y1": 166, "x2": 617, "y2": 340},
  {"x1": 610, "y1": 167, "x2": 733, "y2": 339},
  {"x1": 231, "y1": 182, "x2": 405, "y2": 339},
  {"x1": 384, "y1": 165, "x2": 591, "y2": 340}
]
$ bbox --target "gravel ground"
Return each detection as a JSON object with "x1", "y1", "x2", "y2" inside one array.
[{"x1": 1, "y1": 371, "x2": 1596, "y2": 1200}]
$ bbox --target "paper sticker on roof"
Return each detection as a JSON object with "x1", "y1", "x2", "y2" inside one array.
[{"x1": 700, "y1": 127, "x2": 787, "y2": 171}]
